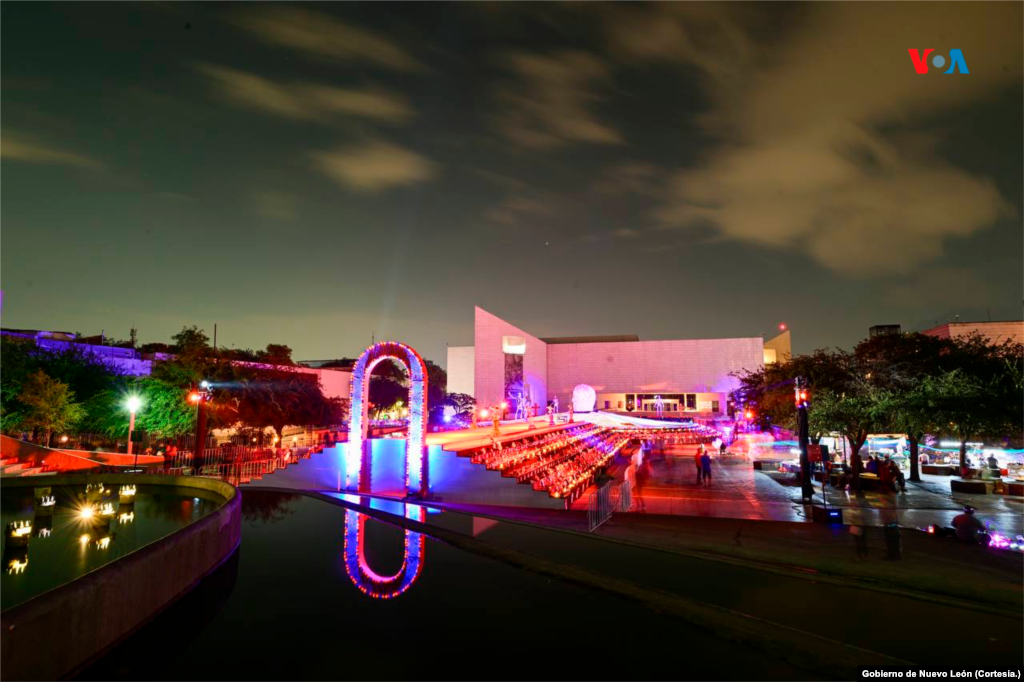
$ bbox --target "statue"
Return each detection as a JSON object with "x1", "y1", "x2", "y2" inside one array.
[
  {"x1": 552, "y1": 396, "x2": 559, "y2": 414},
  {"x1": 514, "y1": 391, "x2": 528, "y2": 421},
  {"x1": 654, "y1": 394, "x2": 664, "y2": 419},
  {"x1": 491, "y1": 407, "x2": 501, "y2": 437},
  {"x1": 547, "y1": 404, "x2": 555, "y2": 426},
  {"x1": 568, "y1": 403, "x2": 574, "y2": 423}
]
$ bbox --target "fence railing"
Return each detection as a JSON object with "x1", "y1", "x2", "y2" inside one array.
[
  {"x1": 587, "y1": 476, "x2": 634, "y2": 532},
  {"x1": 153, "y1": 445, "x2": 320, "y2": 486},
  {"x1": 587, "y1": 482, "x2": 613, "y2": 532}
]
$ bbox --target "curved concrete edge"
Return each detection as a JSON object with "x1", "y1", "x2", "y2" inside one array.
[{"x1": 0, "y1": 474, "x2": 241, "y2": 681}]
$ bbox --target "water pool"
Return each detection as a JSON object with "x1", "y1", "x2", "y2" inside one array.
[
  {"x1": 80, "y1": 490, "x2": 809, "y2": 680},
  {"x1": 1, "y1": 484, "x2": 222, "y2": 610}
]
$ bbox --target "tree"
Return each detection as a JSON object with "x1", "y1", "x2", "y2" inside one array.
[
  {"x1": 228, "y1": 368, "x2": 346, "y2": 441},
  {"x1": 82, "y1": 377, "x2": 197, "y2": 438},
  {"x1": 854, "y1": 332, "x2": 954, "y2": 481},
  {"x1": 18, "y1": 370, "x2": 86, "y2": 446},
  {"x1": 732, "y1": 348, "x2": 858, "y2": 440},
  {"x1": 922, "y1": 370, "x2": 986, "y2": 469},
  {"x1": 806, "y1": 385, "x2": 885, "y2": 462},
  {"x1": 259, "y1": 344, "x2": 294, "y2": 366},
  {"x1": 171, "y1": 325, "x2": 210, "y2": 354},
  {"x1": 444, "y1": 393, "x2": 476, "y2": 418}
]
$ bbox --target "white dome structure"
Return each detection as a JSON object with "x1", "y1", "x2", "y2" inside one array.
[{"x1": 571, "y1": 384, "x2": 597, "y2": 413}]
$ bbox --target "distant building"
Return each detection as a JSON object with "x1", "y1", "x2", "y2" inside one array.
[
  {"x1": 763, "y1": 330, "x2": 791, "y2": 364},
  {"x1": 921, "y1": 320, "x2": 1023, "y2": 346},
  {"x1": 869, "y1": 324, "x2": 902, "y2": 337},
  {"x1": 447, "y1": 307, "x2": 780, "y2": 417}
]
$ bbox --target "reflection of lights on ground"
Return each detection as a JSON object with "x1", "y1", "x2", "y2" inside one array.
[
  {"x1": 118, "y1": 512, "x2": 134, "y2": 524},
  {"x1": 97, "y1": 503, "x2": 115, "y2": 517},
  {"x1": 7, "y1": 558, "x2": 28, "y2": 574},
  {"x1": 96, "y1": 536, "x2": 111, "y2": 550},
  {"x1": 79, "y1": 534, "x2": 91, "y2": 545},
  {"x1": 39, "y1": 496, "x2": 56, "y2": 507},
  {"x1": 38, "y1": 528, "x2": 51, "y2": 538},
  {"x1": 119, "y1": 485, "x2": 136, "y2": 498}
]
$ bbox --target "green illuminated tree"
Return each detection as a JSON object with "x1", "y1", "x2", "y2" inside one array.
[{"x1": 18, "y1": 370, "x2": 86, "y2": 446}]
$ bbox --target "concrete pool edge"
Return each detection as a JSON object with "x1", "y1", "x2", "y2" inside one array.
[{"x1": 0, "y1": 474, "x2": 241, "y2": 681}]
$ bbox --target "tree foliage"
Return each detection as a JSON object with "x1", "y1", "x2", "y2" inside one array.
[{"x1": 17, "y1": 370, "x2": 86, "y2": 443}]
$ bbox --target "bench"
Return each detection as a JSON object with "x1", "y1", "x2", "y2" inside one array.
[
  {"x1": 950, "y1": 478, "x2": 989, "y2": 495},
  {"x1": 921, "y1": 464, "x2": 956, "y2": 476}
]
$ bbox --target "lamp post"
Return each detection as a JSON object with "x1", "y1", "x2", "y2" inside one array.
[
  {"x1": 190, "y1": 381, "x2": 211, "y2": 467},
  {"x1": 795, "y1": 378, "x2": 813, "y2": 502},
  {"x1": 126, "y1": 396, "x2": 142, "y2": 470}
]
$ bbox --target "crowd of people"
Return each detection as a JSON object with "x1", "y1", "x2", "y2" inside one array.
[{"x1": 833, "y1": 452, "x2": 906, "y2": 493}]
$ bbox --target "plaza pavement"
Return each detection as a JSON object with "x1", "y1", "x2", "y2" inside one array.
[
  {"x1": 433, "y1": 443, "x2": 1022, "y2": 615},
  {"x1": 574, "y1": 444, "x2": 1024, "y2": 536}
]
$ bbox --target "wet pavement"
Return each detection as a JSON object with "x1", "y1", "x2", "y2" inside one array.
[{"x1": 569, "y1": 445, "x2": 1023, "y2": 535}]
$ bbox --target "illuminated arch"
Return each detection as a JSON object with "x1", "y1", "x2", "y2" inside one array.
[
  {"x1": 347, "y1": 341, "x2": 428, "y2": 495},
  {"x1": 343, "y1": 505, "x2": 425, "y2": 599}
]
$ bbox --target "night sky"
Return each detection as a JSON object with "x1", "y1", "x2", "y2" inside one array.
[{"x1": 2, "y1": 2, "x2": 1021, "y2": 366}]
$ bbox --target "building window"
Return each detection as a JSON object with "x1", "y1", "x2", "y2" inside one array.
[
  {"x1": 604, "y1": 400, "x2": 610, "y2": 409},
  {"x1": 686, "y1": 394, "x2": 696, "y2": 409},
  {"x1": 711, "y1": 400, "x2": 720, "y2": 413},
  {"x1": 617, "y1": 401, "x2": 623, "y2": 409}
]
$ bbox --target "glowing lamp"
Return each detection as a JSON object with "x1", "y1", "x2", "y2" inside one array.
[
  {"x1": 60, "y1": 435, "x2": 69, "y2": 443},
  {"x1": 480, "y1": 409, "x2": 489, "y2": 419},
  {"x1": 779, "y1": 323, "x2": 787, "y2": 331},
  {"x1": 126, "y1": 396, "x2": 142, "y2": 413},
  {"x1": 79, "y1": 506, "x2": 95, "y2": 520},
  {"x1": 200, "y1": 380, "x2": 211, "y2": 389},
  {"x1": 189, "y1": 392, "x2": 201, "y2": 403},
  {"x1": 744, "y1": 411, "x2": 754, "y2": 420}
]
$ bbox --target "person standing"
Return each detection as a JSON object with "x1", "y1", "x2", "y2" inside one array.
[
  {"x1": 701, "y1": 449, "x2": 713, "y2": 486},
  {"x1": 694, "y1": 446, "x2": 704, "y2": 485}
]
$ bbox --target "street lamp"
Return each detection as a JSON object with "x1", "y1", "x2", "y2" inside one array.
[{"x1": 126, "y1": 396, "x2": 142, "y2": 469}]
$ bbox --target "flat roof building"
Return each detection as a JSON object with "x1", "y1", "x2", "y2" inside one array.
[
  {"x1": 447, "y1": 307, "x2": 777, "y2": 418},
  {"x1": 921, "y1": 320, "x2": 1023, "y2": 346}
]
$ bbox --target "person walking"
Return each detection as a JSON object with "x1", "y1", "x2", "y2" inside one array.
[
  {"x1": 701, "y1": 449, "x2": 713, "y2": 486},
  {"x1": 694, "y1": 446, "x2": 704, "y2": 485}
]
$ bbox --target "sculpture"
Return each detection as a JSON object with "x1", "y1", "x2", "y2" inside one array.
[{"x1": 654, "y1": 394, "x2": 664, "y2": 419}]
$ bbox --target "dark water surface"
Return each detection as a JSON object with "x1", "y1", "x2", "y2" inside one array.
[
  {"x1": 1, "y1": 484, "x2": 220, "y2": 610},
  {"x1": 80, "y1": 491, "x2": 810, "y2": 681}
]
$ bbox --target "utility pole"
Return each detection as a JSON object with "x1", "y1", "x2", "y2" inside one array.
[{"x1": 795, "y1": 378, "x2": 813, "y2": 502}]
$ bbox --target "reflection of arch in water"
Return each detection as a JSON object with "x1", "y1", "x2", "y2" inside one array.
[
  {"x1": 343, "y1": 505, "x2": 425, "y2": 599},
  {"x1": 347, "y1": 341, "x2": 428, "y2": 495}
]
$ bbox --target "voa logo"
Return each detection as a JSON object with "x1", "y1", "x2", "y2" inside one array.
[{"x1": 908, "y1": 49, "x2": 970, "y2": 74}]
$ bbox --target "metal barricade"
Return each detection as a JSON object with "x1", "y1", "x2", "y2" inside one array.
[
  {"x1": 587, "y1": 482, "x2": 613, "y2": 532},
  {"x1": 618, "y1": 477, "x2": 633, "y2": 513}
]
